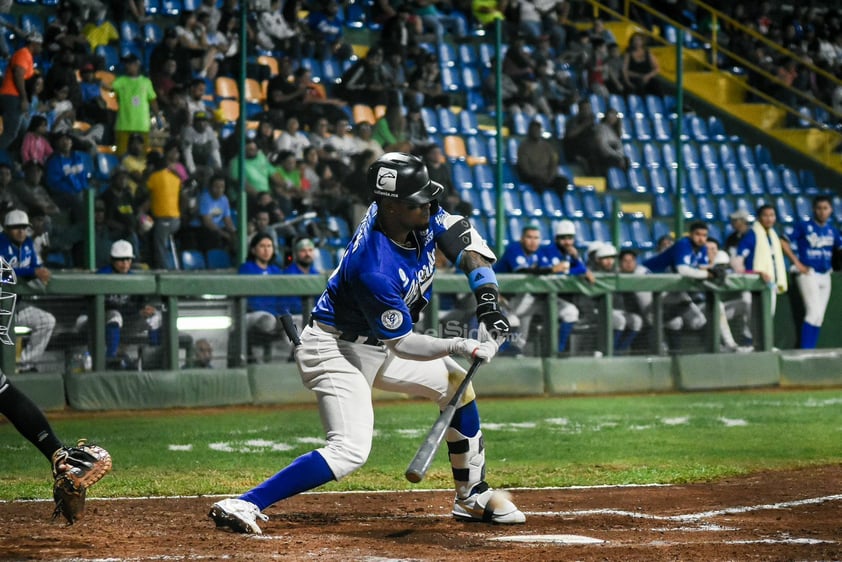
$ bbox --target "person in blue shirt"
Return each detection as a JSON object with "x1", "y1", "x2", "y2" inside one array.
[
  {"x1": 306, "y1": 1, "x2": 352, "y2": 61},
  {"x1": 643, "y1": 220, "x2": 714, "y2": 351},
  {"x1": 210, "y1": 152, "x2": 523, "y2": 534},
  {"x1": 194, "y1": 173, "x2": 236, "y2": 255},
  {"x1": 44, "y1": 131, "x2": 90, "y2": 223},
  {"x1": 0, "y1": 210, "x2": 55, "y2": 372},
  {"x1": 238, "y1": 232, "x2": 285, "y2": 340},
  {"x1": 781, "y1": 196, "x2": 842, "y2": 348},
  {"x1": 734, "y1": 205, "x2": 787, "y2": 317},
  {"x1": 278, "y1": 237, "x2": 320, "y2": 316}
]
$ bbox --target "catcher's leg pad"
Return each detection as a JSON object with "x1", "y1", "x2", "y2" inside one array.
[{"x1": 51, "y1": 440, "x2": 112, "y2": 524}]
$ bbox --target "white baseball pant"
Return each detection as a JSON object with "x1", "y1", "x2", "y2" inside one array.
[
  {"x1": 16, "y1": 306, "x2": 56, "y2": 364},
  {"x1": 796, "y1": 271, "x2": 832, "y2": 326}
]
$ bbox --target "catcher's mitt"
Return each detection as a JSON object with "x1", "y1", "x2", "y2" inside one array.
[{"x1": 51, "y1": 440, "x2": 112, "y2": 524}]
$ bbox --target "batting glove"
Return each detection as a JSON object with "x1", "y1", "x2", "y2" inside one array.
[{"x1": 449, "y1": 337, "x2": 499, "y2": 363}]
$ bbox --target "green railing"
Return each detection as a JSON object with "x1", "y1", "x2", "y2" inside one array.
[{"x1": 4, "y1": 272, "x2": 772, "y2": 373}]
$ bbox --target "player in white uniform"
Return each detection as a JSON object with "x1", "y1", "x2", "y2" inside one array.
[
  {"x1": 210, "y1": 153, "x2": 525, "y2": 534},
  {"x1": 781, "y1": 196, "x2": 842, "y2": 348}
]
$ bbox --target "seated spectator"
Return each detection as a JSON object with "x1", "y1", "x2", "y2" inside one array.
[
  {"x1": 338, "y1": 46, "x2": 390, "y2": 107},
  {"x1": 421, "y1": 144, "x2": 467, "y2": 216},
  {"x1": 278, "y1": 237, "x2": 320, "y2": 319},
  {"x1": 588, "y1": 243, "x2": 642, "y2": 353},
  {"x1": 185, "y1": 79, "x2": 209, "y2": 126},
  {"x1": 379, "y1": 4, "x2": 422, "y2": 62},
  {"x1": 618, "y1": 248, "x2": 653, "y2": 326},
  {"x1": 351, "y1": 122, "x2": 385, "y2": 160},
  {"x1": 413, "y1": 0, "x2": 467, "y2": 44},
  {"x1": 150, "y1": 27, "x2": 192, "y2": 79},
  {"x1": 238, "y1": 233, "x2": 285, "y2": 360},
  {"x1": 0, "y1": 210, "x2": 56, "y2": 372},
  {"x1": 587, "y1": 108, "x2": 629, "y2": 177},
  {"x1": 21, "y1": 116, "x2": 53, "y2": 167},
  {"x1": 194, "y1": 173, "x2": 236, "y2": 255},
  {"x1": 275, "y1": 115, "x2": 312, "y2": 161},
  {"x1": 255, "y1": 0, "x2": 300, "y2": 60},
  {"x1": 175, "y1": 10, "x2": 219, "y2": 79},
  {"x1": 517, "y1": 119, "x2": 568, "y2": 195},
  {"x1": 46, "y1": 83, "x2": 104, "y2": 154},
  {"x1": 271, "y1": 150, "x2": 307, "y2": 214},
  {"x1": 306, "y1": 0, "x2": 353, "y2": 61},
  {"x1": 372, "y1": 104, "x2": 412, "y2": 153},
  {"x1": 182, "y1": 111, "x2": 222, "y2": 181},
  {"x1": 102, "y1": 167, "x2": 140, "y2": 255},
  {"x1": 187, "y1": 338, "x2": 214, "y2": 368},
  {"x1": 407, "y1": 53, "x2": 451, "y2": 109},
  {"x1": 623, "y1": 32, "x2": 662, "y2": 97},
  {"x1": 78, "y1": 63, "x2": 112, "y2": 137},
  {"x1": 405, "y1": 104, "x2": 435, "y2": 153},
  {"x1": 263, "y1": 56, "x2": 299, "y2": 128},
  {"x1": 229, "y1": 138, "x2": 284, "y2": 209},
  {"x1": 0, "y1": 163, "x2": 27, "y2": 219},
  {"x1": 563, "y1": 98, "x2": 597, "y2": 166},
  {"x1": 45, "y1": 131, "x2": 90, "y2": 222},
  {"x1": 12, "y1": 161, "x2": 60, "y2": 218},
  {"x1": 324, "y1": 117, "x2": 358, "y2": 167},
  {"x1": 604, "y1": 42, "x2": 626, "y2": 95},
  {"x1": 75, "y1": 240, "x2": 162, "y2": 369}
]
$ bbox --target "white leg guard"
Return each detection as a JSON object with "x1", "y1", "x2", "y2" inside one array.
[{"x1": 446, "y1": 427, "x2": 485, "y2": 500}]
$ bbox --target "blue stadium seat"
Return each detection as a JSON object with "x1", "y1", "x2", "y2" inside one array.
[
  {"x1": 452, "y1": 160, "x2": 473, "y2": 189},
  {"x1": 688, "y1": 115, "x2": 709, "y2": 141},
  {"x1": 627, "y1": 167, "x2": 648, "y2": 193},
  {"x1": 645, "y1": 95, "x2": 665, "y2": 117},
  {"x1": 654, "y1": 193, "x2": 674, "y2": 217},
  {"x1": 762, "y1": 167, "x2": 783, "y2": 196},
  {"x1": 466, "y1": 89, "x2": 485, "y2": 112},
  {"x1": 0, "y1": 14, "x2": 16, "y2": 46},
  {"x1": 589, "y1": 93, "x2": 607, "y2": 117},
  {"x1": 652, "y1": 220, "x2": 673, "y2": 244},
  {"x1": 696, "y1": 195, "x2": 716, "y2": 221},
  {"x1": 181, "y1": 250, "x2": 206, "y2": 270},
  {"x1": 707, "y1": 168, "x2": 726, "y2": 196},
  {"x1": 707, "y1": 116, "x2": 729, "y2": 142},
  {"x1": 651, "y1": 113, "x2": 671, "y2": 141},
  {"x1": 732, "y1": 196, "x2": 753, "y2": 217},
  {"x1": 95, "y1": 152, "x2": 120, "y2": 183},
  {"x1": 120, "y1": 21, "x2": 141, "y2": 45},
  {"x1": 779, "y1": 166, "x2": 800, "y2": 196},
  {"x1": 706, "y1": 222, "x2": 723, "y2": 245},
  {"x1": 744, "y1": 168, "x2": 765, "y2": 196},
  {"x1": 520, "y1": 186, "x2": 543, "y2": 217},
  {"x1": 581, "y1": 188, "x2": 605, "y2": 218},
  {"x1": 680, "y1": 194, "x2": 696, "y2": 219},
  {"x1": 606, "y1": 167, "x2": 628, "y2": 191},
  {"x1": 716, "y1": 196, "x2": 735, "y2": 222},
  {"x1": 506, "y1": 137, "x2": 520, "y2": 165},
  {"x1": 315, "y1": 248, "x2": 336, "y2": 272},
  {"x1": 465, "y1": 135, "x2": 489, "y2": 163},
  {"x1": 632, "y1": 114, "x2": 653, "y2": 141},
  {"x1": 458, "y1": 44, "x2": 478, "y2": 67},
  {"x1": 794, "y1": 195, "x2": 812, "y2": 221},
  {"x1": 324, "y1": 215, "x2": 351, "y2": 246},
  {"x1": 485, "y1": 137, "x2": 499, "y2": 163},
  {"x1": 754, "y1": 144, "x2": 774, "y2": 168},
  {"x1": 20, "y1": 13, "x2": 44, "y2": 35},
  {"x1": 437, "y1": 107, "x2": 458, "y2": 135},
  {"x1": 608, "y1": 94, "x2": 627, "y2": 117},
  {"x1": 511, "y1": 110, "x2": 529, "y2": 136},
  {"x1": 471, "y1": 216, "x2": 492, "y2": 246},
  {"x1": 143, "y1": 22, "x2": 163, "y2": 45},
  {"x1": 420, "y1": 107, "x2": 438, "y2": 134},
  {"x1": 438, "y1": 43, "x2": 456, "y2": 67},
  {"x1": 736, "y1": 144, "x2": 756, "y2": 168},
  {"x1": 553, "y1": 113, "x2": 566, "y2": 139},
  {"x1": 562, "y1": 190, "x2": 584, "y2": 218},
  {"x1": 461, "y1": 67, "x2": 482, "y2": 92},
  {"x1": 478, "y1": 43, "x2": 497, "y2": 68},
  {"x1": 832, "y1": 196, "x2": 842, "y2": 223},
  {"x1": 774, "y1": 196, "x2": 795, "y2": 224},
  {"x1": 96, "y1": 45, "x2": 120, "y2": 72},
  {"x1": 146, "y1": 0, "x2": 160, "y2": 15},
  {"x1": 441, "y1": 66, "x2": 461, "y2": 92},
  {"x1": 628, "y1": 219, "x2": 653, "y2": 249},
  {"x1": 461, "y1": 188, "x2": 483, "y2": 216},
  {"x1": 681, "y1": 167, "x2": 706, "y2": 195},
  {"x1": 642, "y1": 142, "x2": 662, "y2": 168},
  {"x1": 473, "y1": 164, "x2": 494, "y2": 190},
  {"x1": 300, "y1": 57, "x2": 323, "y2": 80},
  {"x1": 206, "y1": 248, "x2": 232, "y2": 269},
  {"x1": 572, "y1": 220, "x2": 593, "y2": 244},
  {"x1": 502, "y1": 190, "x2": 523, "y2": 216},
  {"x1": 501, "y1": 162, "x2": 518, "y2": 189},
  {"x1": 619, "y1": 114, "x2": 633, "y2": 141},
  {"x1": 459, "y1": 109, "x2": 479, "y2": 136},
  {"x1": 161, "y1": 0, "x2": 183, "y2": 16},
  {"x1": 699, "y1": 142, "x2": 719, "y2": 168},
  {"x1": 478, "y1": 189, "x2": 496, "y2": 216},
  {"x1": 682, "y1": 143, "x2": 699, "y2": 168},
  {"x1": 623, "y1": 142, "x2": 641, "y2": 168},
  {"x1": 506, "y1": 217, "x2": 524, "y2": 242},
  {"x1": 648, "y1": 167, "x2": 669, "y2": 193},
  {"x1": 799, "y1": 169, "x2": 818, "y2": 192},
  {"x1": 627, "y1": 94, "x2": 645, "y2": 117},
  {"x1": 541, "y1": 190, "x2": 564, "y2": 217},
  {"x1": 718, "y1": 143, "x2": 737, "y2": 168},
  {"x1": 590, "y1": 219, "x2": 611, "y2": 243},
  {"x1": 661, "y1": 143, "x2": 676, "y2": 169}
]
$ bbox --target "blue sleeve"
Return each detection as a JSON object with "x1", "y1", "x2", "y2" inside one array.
[
  {"x1": 15, "y1": 240, "x2": 41, "y2": 278},
  {"x1": 672, "y1": 238, "x2": 694, "y2": 269},
  {"x1": 198, "y1": 191, "x2": 214, "y2": 216},
  {"x1": 568, "y1": 256, "x2": 587, "y2": 276},
  {"x1": 737, "y1": 230, "x2": 756, "y2": 269},
  {"x1": 45, "y1": 157, "x2": 65, "y2": 192}
]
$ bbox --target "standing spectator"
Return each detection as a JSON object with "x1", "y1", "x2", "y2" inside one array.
[
  {"x1": 121, "y1": 133, "x2": 149, "y2": 196},
  {"x1": 181, "y1": 111, "x2": 222, "y2": 181},
  {"x1": 725, "y1": 209, "x2": 752, "y2": 257},
  {"x1": 141, "y1": 142, "x2": 184, "y2": 270},
  {"x1": 175, "y1": 10, "x2": 219, "y2": 79},
  {"x1": 379, "y1": 4, "x2": 422, "y2": 61},
  {"x1": 587, "y1": 108, "x2": 629, "y2": 176},
  {"x1": 0, "y1": 210, "x2": 55, "y2": 372},
  {"x1": 0, "y1": 32, "x2": 43, "y2": 153},
  {"x1": 238, "y1": 233, "x2": 285, "y2": 353},
  {"x1": 517, "y1": 119, "x2": 568, "y2": 195},
  {"x1": 604, "y1": 42, "x2": 627, "y2": 95},
  {"x1": 733, "y1": 205, "x2": 787, "y2": 316},
  {"x1": 44, "y1": 131, "x2": 90, "y2": 223},
  {"x1": 623, "y1": 32, "x2": 663, "y2": 97},
  {"x1": 781, "y1": 196, "x2": 842, "y2": 348},
  {"x1": 101, "y1": 167, "x2": 140, "y2": 256},
  {"x1": 75, "y1": 240, "x2": 162, "y2": 369},
  {"x1": 338, "y1": 46, "x2": 390, "y2": 106},
  {"x1": 563, "y1": 98, "x2": 597, "y2": 168},
  {"x1": 589, "y1": 243, "x2": 642, "y2": 353},
  {"x1": 112, "y1": 54, "x2": 161, "y2": 155}
]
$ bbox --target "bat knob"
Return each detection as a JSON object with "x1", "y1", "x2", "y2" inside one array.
[{"x1": 405, "y1": 471, "x2": 422, "y2": 483}]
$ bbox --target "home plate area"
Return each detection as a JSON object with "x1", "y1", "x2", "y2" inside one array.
[{"x1": 0, "y1": 465, "x2": 840, "y2": 561}]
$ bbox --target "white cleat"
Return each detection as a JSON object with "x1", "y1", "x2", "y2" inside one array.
[
  {"x1": 453, "y1": 487, "x2": 526, "y2": 524},
  {"x1": 209, "y1": 498, "x2": 268, "y2": 534}
]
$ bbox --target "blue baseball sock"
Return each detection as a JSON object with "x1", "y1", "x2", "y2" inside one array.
[
  {"x1": 148, "y1": 328, "x2": 161, "y2": 346},
  {"x1": 617, "y1": 330, "x2": 639, "y2": 352},
  {"x1": 450, "y1": 400, "x2": 480, "y2": 437},
  {"x1": 800, "y1": 322, "x2": 820, "y2": 349},
  {"x1": 558, "y1": 321, "x2": 575, "y2": 353},
  {"x1": 105, "y1": 322, "x2": 120, "y2": 357},
  {"x1": 240, "y1": 451, "x2": 335, "y2": 511}
]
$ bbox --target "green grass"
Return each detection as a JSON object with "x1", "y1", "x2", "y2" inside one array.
[{"x1": 2, "y1": 389, "x2": 841, "y2": 500}]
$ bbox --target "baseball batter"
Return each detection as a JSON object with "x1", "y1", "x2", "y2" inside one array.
[
  {"x1": 781, "y1": 195, "x2": 842, "y2": 349},
  {"x1": 210, "y1": 153, "x2": 525, "y2": 534}
]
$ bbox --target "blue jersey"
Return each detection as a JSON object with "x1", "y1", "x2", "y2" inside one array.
[
  {"x1": 0, "y1": 233, "x2": 42, "y2": 278},
  {"x1": 279, "y1": 261, "x2": 320, "y2": 315},
  {"x1": 541, "y1": 244, "x2": 588, "y2": 275},
  {"x1": 789, "y1": 219, "x2": 842, "y2": 274},
  {"x1": 643, "y1": 236, "x2": 708, "y2": 273},
  {"x1": 493, "y1": 241, "x2": 549, "y2": 273},
  {"x1": 238, "y1": 260, "x2": 286, "y2": 315},
  {"x1": 311, "y1": 203, "x2": 451, "y2": 341}
]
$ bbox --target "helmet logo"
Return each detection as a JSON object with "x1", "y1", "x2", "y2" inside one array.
[{"x1": 376, "y1": 167, "x2": 398, "y2": 193}]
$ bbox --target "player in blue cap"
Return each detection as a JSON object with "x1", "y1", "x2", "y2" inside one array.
[{"x1": 210, "y1": 152, "x2": 525, "y2": 533}]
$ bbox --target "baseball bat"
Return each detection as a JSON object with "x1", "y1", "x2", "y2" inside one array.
[
  {"x1": 405, "y1": 358, "x2": 484, "y2": 483},
  {"x1": 278, "y1": 313, "x2": 301, "y2": 347}
]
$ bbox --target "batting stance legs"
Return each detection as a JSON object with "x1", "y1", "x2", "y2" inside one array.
[{"x1": 209, "y1": 323, "x2": 524, "y2": 534}]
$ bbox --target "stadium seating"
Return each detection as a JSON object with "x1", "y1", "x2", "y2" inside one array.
[
  {"x1": 206, "y1": 249, "x2": 232, "y2": 269},
  {"x1": 181, "y1": 250, "x2": 206, "y2": 271}
]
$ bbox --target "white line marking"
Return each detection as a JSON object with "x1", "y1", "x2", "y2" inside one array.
[{"x1": 491, "y1": 534, "x2": 605, "y2": 544}]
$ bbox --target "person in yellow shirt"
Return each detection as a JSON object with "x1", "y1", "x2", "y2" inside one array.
[
  {"x1": 82, "y1": 14, "x2": 119, "y2": 51},
  {"x1": 140, "y1": 141, "x2": 183, "y2": 269}
]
